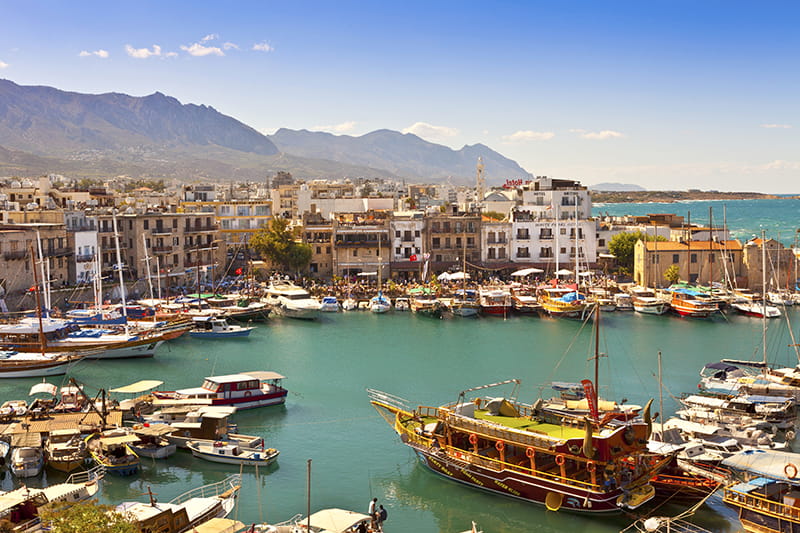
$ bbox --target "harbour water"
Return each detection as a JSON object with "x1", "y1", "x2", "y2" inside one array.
[
  {"x1": 0, "y1": 197, "x2": 797, "y2": 532},
  {"x1": 2, "y1": 307, "x2": 799, "y2": 532}
]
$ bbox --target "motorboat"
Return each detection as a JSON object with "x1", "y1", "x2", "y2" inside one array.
[
  {"x1": 189, "y1": 316, "x2": 254, "y2": 339},
  {"x1": 11, "y1": 445, "x2": 44, "y2": 478},
  {"x1": 85, "y1": 431, "x2": 140, "y2": 475},
  {"x1": 393, "y1": 297, "x2": 410, "y2": 311},
  {"x1": 253, "y1": 508, "x2": 380, "y2": 533},
  {"x1": 116, "y1": 474, "x2": 242, "y2": 532},
  {"x1": 45, "y1": 428, "x2": 86, "y2": 473},
  {"x1": 153, "y1": 371, "x2": 288, "y2": 410},
  {"x1": 628, "y1": 287, "x2": 670, "y2": 315},
  {"x1": 448, "y1": 289, "x2": 480, "y2": 318},
  {"x1": 731, "y1": 300, "x2": 781, "y2": 318},
  {"x1": 613, "y1": 292, "x2": 634, "y2": 311},
  {"x1": 263, "y1": 281, "x2": 321, "y2": 319},
  {"x1": 369, "y1": 292, "x2": 392, "y2": 314},
  {"x1": 187, "y1": 440, "x2": 279, "y2": 467},
  {"x1": 341, "y1": 297, "x2": 358, "y2": 311},
  {"x1": 319, "y1": 296, "x2": 340, "y2": 312},
  {"x1": 129, "y1": 424, "x2": 178, "y2": 459},
  {"x1": 479, "y1": 288, "x2": 512, "y2": 316}
]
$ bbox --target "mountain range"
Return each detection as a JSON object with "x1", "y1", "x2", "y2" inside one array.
[{"x1": 0, "y1": 79, "x2": 530, "y2": 184}]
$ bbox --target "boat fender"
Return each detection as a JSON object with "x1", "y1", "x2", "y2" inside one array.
[
  {"x1": 525, "y1": 447, "x2": 536, "y2": 458},
  {"x1": 469, "y1": 433, "x2": 478, "y2": 446},
  {"x1": 555, "y1": 454, "x2": 565, "y2": 466},
  {"x1": 495, "y1": 440, "x2": 505, "y2": 452},
  {"x1": 785, "y1": 463, "x2": 798, "y2": 480},
  {"x1": 586, "y1": 461, "x2": 596, "y2": 473}
]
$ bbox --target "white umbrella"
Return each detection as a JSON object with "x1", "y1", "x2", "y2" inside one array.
[
  {"x1": 29, "y1": 382, "x2": 58, "y2": 396},
  {"x1": 449, "y1": 271, "x2": 470, "y2": 280},
  {"x1": 577, "y1": 271, "x2": 594, "y2": 277},
  {"x1": 511, "y1": 268, "x2": 544, "y2": 277},
  {"x1": 555, "y1": 269, "x2": 573, "y2": 276},
  {"x1": 437, "y1": 272, "x2": 452, "y2": 281}
]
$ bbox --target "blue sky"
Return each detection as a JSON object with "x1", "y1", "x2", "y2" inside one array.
[{"x1": 1, "y1": 1, "x2": 799, "y2": 192}]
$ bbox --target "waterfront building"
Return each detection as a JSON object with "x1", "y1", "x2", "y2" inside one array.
[
  {"x1": 743, "y1": 237, "x2": 795, "y2": 291},
  {"x1": 424, "y1": 210, "x2": 481, "y2": 275},
  {"x1": 481, "y1": 217, "x2": 512, "y2": 268},
  {"x1": 389, "y1": 210, "x2": 425, "y2": 280},
  {"x1": 332, "y1": 211, "x2": 390, "y2": 277},
  {"x1": 65, "y1": 211, "x2": 98, "y2": 285},
  {"x1": 296, "y1": 181, "x2": 393, "y2": 219},
  {"x1": 301, "y1": 211, "x2": 334, "y2": 278},
  {"x1": 0, "y1": 222, "x2": 71, "y2": 297},
  {"x1": 634, "y1": 239, "x2": 745, "y2": 288}
]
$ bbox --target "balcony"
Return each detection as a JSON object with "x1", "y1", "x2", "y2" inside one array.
[
  {"x1": 76, "y1": 253, "x2": 94, "y2": 262},
  {"x1": 539, "y1": 234, "x2": 554, "y2": 240},
  {"x1": 151, "y1": 228, "x2": 173, "y2": 236},
  {"x1": 516, "y1": 234, "x2": 531, "y2": 240},
  {"x1": 517, "y1": 252, "x2": 531, "y2": 258},
  {"x1": 152, "y1": 245, "x2": 173, "y2": 254},
  {"x1": 45, "y1": 247, "x2": 73, "y2": 258},
  {"x1": 487, "y1": 238, "x2": 507, "y2": 244},
  {"x1": 185, "y1": 225, "x2": 217, "y2": 233},
  {"x1": 3, "y1": 250, "x2": 28, "y2": 260}
]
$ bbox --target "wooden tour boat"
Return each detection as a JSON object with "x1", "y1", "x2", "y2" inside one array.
[
  {"x1": 368, "y1": 380, "x2": 666, "y2": 514},
  {"x1": 153, "y1": 371, "x2": 288, "y2": 410}
]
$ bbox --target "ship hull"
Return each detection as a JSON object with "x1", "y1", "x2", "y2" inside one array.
[{"x1": 412, "y1": 447, "x2": 623, "y2": 513}]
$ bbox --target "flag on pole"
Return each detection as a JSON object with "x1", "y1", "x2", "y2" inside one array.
[
  {"x1": 235, "y1": 267, "x2": 243, "y2": 275},
  {"x1": 409, "y1": 254, "x2": 418, "y2": 262}
]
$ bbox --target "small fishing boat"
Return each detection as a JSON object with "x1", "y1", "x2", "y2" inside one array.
[
  {"x1": 189, "y1": 316, "x2": 254, "y2": 339},
  {"x1": 449, "y1": 289, "x2": 481, "y2": 318},
  {"x1": 45, "y1": 428, "x2": 86, "y2": 473},
  {"x1": 409, "y1": 289, "x2": 442, "y2": 318},
  {"x1": 129, "y1": 424, "x2": 177, "y2": 459},
  {"x1": 319, "y1": 296, "x2": 340, "y2": 312},
  {"x1": 369, "y1": 292, "x2": 392, "y2": 314},
  {"x1": 629, "y1": 287, "x2": 670, "y2": 315},
  {"x1": 341, "y1": 298, "x2": 358, "y2": 311},
  {"x1": 0, "y1": 350, "x2": 85, "y2": 378},
  {"x1": 479, "y1": 288, "x2": 512, "y2": 316},
  {"x1": 263, "y1": 281, "x2": 321, "y2": 319},
  {"x1": 11, "y1": 435, "x2": 44, "y2": 478},
  {"x1": 85, "y1": 431, "x2": 140, "y2": 475},
  {"x1": 254, "y1": 508, "x2": 380, "y2": 533},
  {"x1": 187, "y1": 440, "x2": 279, "y2": 467},
  {"x1": 393, "y1": 297, "x2": 410, "y2": 311},
  {"x1": 117, "y1": 474, "x2": 242, "y2": 532}
]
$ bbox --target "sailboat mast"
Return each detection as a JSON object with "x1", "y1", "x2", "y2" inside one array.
[
  {"x1": 112, "y1": 213, "x2": 128, "y2": 320},
  {"x1": 35, "y1": 230, "x2": 50, "y2": 317},
  {"x1": 143, "y1": 234, "x2": 154, "y2": 301},
  {"x1": 555, "y1": 202, "x2": 560, "y2": 276},
  {"x1": 30, "y1": 244, "x2": 46, "y2": 355},
  {"x1": 594, "y1": 303, "x2": 600, "y2": 409},
  {"x1": 658, "y1": 350, "x2": 664, "y2": 434},
  {"x1": 761, "y1": 229, "x2": 767, "y2": 371},
  {"x1": 708, "y1": 206, "x2": 714, "y2": 288},
  {"x1": 574, "y1": 199, "x2": 579, "y2": 284}
]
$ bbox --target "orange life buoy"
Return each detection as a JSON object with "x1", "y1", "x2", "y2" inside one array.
[
  {"x1": 786, "y1": 463, "x2": 798, "y2": 479},
  {"x1": 526, "y1": 447, "x2": 536, "y2": 458},
  {"x1": 587, "y1": 461, "x2": 596, "y2": 473},
  {"x1": 469, "y1": 433, "x2": 478, "y2": 445},
  {"x1": 555, "y1": 454, "x2": 566, "y2": 466},
  {"x1": 495, "y1": 440, "x2": 505, "y2": 452}
]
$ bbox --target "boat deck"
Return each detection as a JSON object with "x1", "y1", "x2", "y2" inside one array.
[{"x1": 473, "y1": 410, "x2": 586, "y2": 439}]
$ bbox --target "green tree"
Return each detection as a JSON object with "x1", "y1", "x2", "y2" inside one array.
[
  {"x1": 664, "y1": 264, "x2": 681, "y2": 285},
  {"x1": 250, "y1": 218, "x2": 312, "y2": 273},
  {"x1": 608, "y1": 231, "x2": 666, "y2": 272},
  {"x1": 39, "y1": 501, "x2": 136, "y2": 533},
  {"x1": 483, "y1": 211, "x2": 506, "y2": 221}
]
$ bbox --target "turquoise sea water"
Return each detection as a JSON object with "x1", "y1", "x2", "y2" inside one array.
[
  {"x1": 0, "y1": 199, "x2": 797, "y2": 532},
  {"x1": 2, "y1": 309, "x2": 799, "y2": 532},
  {"x1": 593, "y1": 197, "x2": 800, "y2": 246}
]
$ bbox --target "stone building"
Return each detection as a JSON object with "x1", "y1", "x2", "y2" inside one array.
[{"x1": 634, "y1": 239, "x2": 745, "y2": 288}]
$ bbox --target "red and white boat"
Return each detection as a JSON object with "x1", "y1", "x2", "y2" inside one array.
[
  {"x1": 479, "y1": 288, "x2": 512, "y2": 316},
  {"x1": 154, "y1": 371, "x2": 287, "y2": 410}
]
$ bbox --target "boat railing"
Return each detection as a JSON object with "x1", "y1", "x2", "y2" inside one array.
[
  {"x1": 445, "y1": 413, "x2": 556, "y2": 450},
  {"x1": 723, "y1": 486, "x2": 800, "y2": 522},
  {"x1": 443, "y1": 444, "x2": 602, "y2": 491},
  {"x1": 66, "y1": 464, "x2": 105, "y2": 484},
  {"x1": 367, "y1": 388, "x2": 412, "y2": 414},
  {"x1": 169, "y1": 473, "x2": 242, "y2": 505}
]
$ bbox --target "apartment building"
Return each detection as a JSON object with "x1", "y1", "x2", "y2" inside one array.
[
  {"x1": 301, "y1": 211, "x2": 334, "y2": 278},
  {"x1": 634, "y1": 239, "x2": 745, "y2": 288},
  {"x1": 332, "y1": 212, "x2": 390, "y2": 277},
  {"x1": 389, "y1": 211, "x2": 424, "y2": 279},
  {"x1": 424, "y1": 210, "x2": 481, "y2": 273}
]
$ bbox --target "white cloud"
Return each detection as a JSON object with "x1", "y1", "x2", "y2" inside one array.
[
  {"x1": 180, "y1": 42, "x2": 224, "y2": 57},
  {"x1": 165, "y1": 51, "x2": 178, "y2": 58},
  {"x1": 579, "y1": 130, "x2": 624, "y2": 140},
  {"x1": 402, "y1": 122, "x2": 460, "y2": 141},
  {"x1": 502, "y1": 130, "x2": 555, "y2": 142},
  {"x1": 125, "y1": 44, "x2": 161, "y2": 59},
  {"x1": 312, "y1": 121, "x2": 358, "y2": 134},
  {"x1": 763, "y1": 160, "x2": 800, "y2": 170},
  {"x1": 761, "y1": 123, "x2": 792, "y2": 129},
  {"x1": 252, "y1": 42, "x2": 274, "y2": 52},
  {"x1": 79, "y1": 49, "x2": 109, "y2": 58},
  {"x1": 0, "y1": 61, "x2": 9, "y2": 69},
  {"x1": 201, "y1": 34, "x2": 219, "y2": 43},
  {"x1": 223, "y1": 42, "x2": 239, "y2": 50}
]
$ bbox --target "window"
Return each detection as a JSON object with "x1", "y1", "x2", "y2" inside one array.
[
  {"x1": 652, "y1": 256, "x2": 659, "y2": 264},
  {"x1": 691, "y1": 253, "x2": 697, "y2": 263},
  {"x1": 144, "y1": 220, "x2": 149, "y2": 230},
  {"x1": 395, "y1": 230, "x2": 401, "y2": 238},
  {"x1": 517, "y1": 229, "x2": 530, "y2": 240},
  {"x1": 173, "y1": 219, "x2": 178, "y2": 228},
  {"x1": 353, "y1": 249, "x2": 358, "y2": 257},
  {"x1": 599, "y1": 239, "x2": 605, "y2": 247},
  {"x1": 560, "y1": 247, "x2": 566, "y2": 254},
  {"x1": 467, "y1": 237, "x2": 475, "y2": 247},
  {"x1": 456, "y1": 237, "x2": 462, "y2": 248},
  {"x1": 488, "y1": 249, "x2": 496, "y2": 259},
  {"x1": 445, "y1": 237, "x2": 451, "y2": 248},
  {"x1": 432, "y1": 222, "x2": 440, "y2": 232},
  {"x1": 540, "y1": 247, "x2": 553, "y2": 258},
  {"x1": 499, "y1": 248, "x2": 505, "y2": 259},
  {"x1": 435, "y1": 254, "x2": 442, "y2": 262},
  {"x1": 673, "y1": 254, "x2": 679, "y2": 263},
  {"x1": 404, "y1": 247, "x2": 412, "y2": 258},
  {"x1": 498, "y1": 231, "x2": 505, "y2": 243},
  {"x1": 316, "y1": 246, "x2": 321, "y2": 254},
  {"x1": 395, "y1": 247, "x2": 401, "y2": 255},
  {"x1": 560, "y1": 228, "x2": 566, "y2": 235},
  {"x1": 443, "y1": 222, "x2": 450, "y2": 232},
  {"x1": 403, "y1": 230, "x2": 412, "y2": 241},
  {"x1": 488, "y1": 232, "x2": 496, "y2": 243},
  {"x1": 455, "y1": 222, "x2": 462, "y2": 233},
  {"x1": 517, "y1": 247, "x2": 530, "y2": 258},
  {"x1": 414, "y1": 230, "x2": 420, "y2": 237},
  {"x1": 432, "y1": 237, "x2": 440, "y2": 249},
  {"x1": 326, "y1": 246, "x2": 331, "y2": 254}
]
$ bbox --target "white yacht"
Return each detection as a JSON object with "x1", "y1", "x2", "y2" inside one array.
[{"x1": 263, "y1": 281, "x2": 321, "y2": 320}]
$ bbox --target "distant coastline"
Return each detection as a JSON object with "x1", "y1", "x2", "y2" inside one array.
[{"x1": 589, "y1": 190, "x2": 798, "y2": 203}]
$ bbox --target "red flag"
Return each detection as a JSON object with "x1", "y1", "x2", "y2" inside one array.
[
  {"x1": 28, "y1": 285, "x2": 37, "y2": 292},
  {"x1": 409, "y1": 254, "x2": 418, "y2": 261},
  {"x1": 581, "y1": 379, "x2": 600, "y2": 420},
  {"x1": 235, "y1": 268, "x2": 243, "y2": 275}
]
